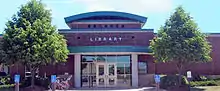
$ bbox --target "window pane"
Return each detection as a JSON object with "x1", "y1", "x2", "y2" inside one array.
[
  {"x1": 82, "y1": 56, "x2": 96, "y2": 62},
  {"x1": 96, "y1": 56, "x2": 106, "y2": 62},
  {"x1": 125, "y1": 63, "x2": 131, "y2": 74},
  {"x1": 117, "y1": 56, "x2": 130, "y2": 63},
  {"x1": 117, "y1": 63, "x2": 124, "y2": 74},
  {"x1": 138, "y1": 62, "x2": 147, "y2": 74},
  {"x1": 106, "y1": 56, "x2": 117, "y2": 62}
]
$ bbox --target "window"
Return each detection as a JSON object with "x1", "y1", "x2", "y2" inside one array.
[
  {"x1": 121, "y1": 25, "x2": 125, "y2": 28},
  {"x1": 131, "y1": 36, "x2": 135, "y2": 39},
  {"x1": 104, "y1": 25, "x2": 108, "y2": 28},
  {"x1": 93, "y1": 25, "x2": 96, "y2": 28},
  {"x1": 110, "y1": 25, "x2": 113, "y2": 28},
  {"x1": 116, "y1": 24, "x2": 119, "y2": 28},
  {"x1": 88, "y1": 25, "x2": 91, "y2": 28},
  {"x1": 138, "y1": 62, "x2": 147, "y2": 74}
]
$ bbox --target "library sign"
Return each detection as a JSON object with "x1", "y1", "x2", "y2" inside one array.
[{"x1": 89, "y1": 37, "x2": 123, "y2": 42}]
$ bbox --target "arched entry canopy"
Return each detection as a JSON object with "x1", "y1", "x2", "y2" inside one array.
[{"x1": 64, "y1": 11, "x2": 147, "y2": 25}]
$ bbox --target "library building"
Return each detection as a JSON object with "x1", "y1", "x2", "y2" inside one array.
[{"x1": 8, "y1": 11, "x2": 220, "y2": 88}]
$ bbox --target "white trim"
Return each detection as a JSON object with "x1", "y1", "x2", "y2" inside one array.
[
  {"x1": 69, "y1": 52, "x2": 152, "y2": 55},
  {"x1": 74, "y1": 54, "x2": 81, "y2": 88},
  {"x1": 59, "y1": 30, "x2": 153, "y2": 33},
  {"x1": 131, "y1": 54, "x2": 138, "y2": 87},
  {"x1": 208, "y1": 34, "x2": 220, "y2": 37},
  {"x1": 69, "y1": 22, "x2": 140, "y2": 24}
]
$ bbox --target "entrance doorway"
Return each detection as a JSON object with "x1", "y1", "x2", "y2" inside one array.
[
  {"x1": 81, "y1": 55, "x2": 131, "y2": 88},
  {"x1": 96, "y1": 63, "x2": 117, "y2": 87}
]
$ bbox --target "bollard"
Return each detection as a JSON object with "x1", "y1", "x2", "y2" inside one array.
[
  {"x1": 52, "y1": 82, "x2": 55, "y2": 91},
  {"x1": 15, "y1": 82, "x2": 19, "y2": 91}
]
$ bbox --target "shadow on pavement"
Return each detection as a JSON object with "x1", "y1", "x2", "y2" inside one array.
[{"x1": 190, "y1": 87, "x2": 206, "y2": 91}]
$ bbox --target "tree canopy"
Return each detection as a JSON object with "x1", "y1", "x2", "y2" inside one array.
[
  {"x1": 150, "y1": 6, "x2": 211, "y2": 64},
  {"x1": 150, "y1": 6, "x2": 212, "y2": 85},
  {"x1": 1, "y1": 0, "x2": 69, "y2": 87}
]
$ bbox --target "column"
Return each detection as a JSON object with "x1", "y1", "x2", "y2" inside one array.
[
  {"x1": 74, "y1": 54, "x2": 81, "y2": 88},
  {"x1": 131, "y1": 54, "x2": 138, "y2": 87}
]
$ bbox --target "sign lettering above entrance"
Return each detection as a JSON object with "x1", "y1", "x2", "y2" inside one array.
[{"x1": 90, "y1": 37, "x2": 122, "y2": 42}]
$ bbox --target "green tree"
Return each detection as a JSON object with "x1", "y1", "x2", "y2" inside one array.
[
  {"x1": 2, "y1": 0, "x2": 69, "y2": 87},
  {"x1": 150, "y1": 6, "x2": 211, "y2": 86}
]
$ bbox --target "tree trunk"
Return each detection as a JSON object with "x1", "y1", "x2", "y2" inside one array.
[
  {"x1": 31, "y1": 67, "x2": 35, "y2": 88},
  {"x1": 178, "y1": 66, "x2": 182, "y2": 86},
  {"x1": 177, "y1": 63, "x2": 183, "y2": 87}
]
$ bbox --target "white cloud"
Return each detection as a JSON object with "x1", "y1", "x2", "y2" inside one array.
[{"x1": 72, "y1": 0, "x2": 173, "y2": 13}]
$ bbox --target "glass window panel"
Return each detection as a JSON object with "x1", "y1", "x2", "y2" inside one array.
[
  {"x1": 82, "y1": 76, "x2": 89, "y2": 86},
  {"x1": 98, "y1": 78, "x2": 105, "y2": 85},
  {"x1": 98, "y1": 65, "x2": 105, "y2": 76},
  {"x1": 117, "y1": 63, "x2": 124, "y2": 74},
  {"x1": 91, "y1": 75, "x2": 96, "y2": 86},
  {"x1": 82, "y1": 56, "x2": 96, "y2": 62},
  {"x1": 106, "y1": 56, "x2": 117, "y2": 62},
  {"x1": 109, "y1": 78, "x2": 115, "y2": 85},
  {"x1": 138, "y1": 62, "x2": 147, "y2": 74},
  {"x1": 108, "y1": 64, "x2": 115, "y2": 76},
  {"x1": 117, "y1": 56, "x2": 130, "y2": 63},
  {"x1": 124, "y1": 75, "x2": 131, "y2": 85},
  {"x1": 90, "y1": 63, "x2": 96, "y2": 75},
  {"x1": 96, "y1": 55, "x2": 107, "y2": 62},
  {"x1": 81, "y1": 63, "x2": 88, "y2": 74},
  {"x1": 117, "y1": 74, "x2": 131, "y2": 87},
  {"x1": 124, "y1": 63, "x2": 131, "y2": 74}
]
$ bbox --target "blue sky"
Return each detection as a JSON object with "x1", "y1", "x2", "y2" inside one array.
[{"x1": 0, "y1": 0, "x2": 219, "y2": 33}]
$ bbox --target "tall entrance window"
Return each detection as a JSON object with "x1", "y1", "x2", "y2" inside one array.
[{"x1": 81, "y1": 55, "x2": 131, "y2": 87}]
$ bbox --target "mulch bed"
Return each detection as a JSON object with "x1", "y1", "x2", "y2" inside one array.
[{"x1": 22, "y1": 86, "x2": 45, "y2": 91}]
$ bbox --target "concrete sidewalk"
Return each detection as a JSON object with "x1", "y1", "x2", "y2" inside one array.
[{"x1": 48, "y1": 87, "x2": 167, "y2": 91}]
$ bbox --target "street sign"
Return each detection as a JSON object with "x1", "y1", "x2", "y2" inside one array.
[
  {"x1": 187, "y1": 71, "x2": 192, "y2": 78},
  {"x1": 51, "y1": 75, "x2": 56, "y2": 83},
  {"x1": 14, "y1": 75, "x2": 20, "y2": 83},
  {"x1": 154, "y1": 75, "x2": 160, "y2": 83}
]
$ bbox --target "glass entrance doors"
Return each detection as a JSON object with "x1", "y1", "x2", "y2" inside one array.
[
  {"x1": 96, "y1": 63, "x2": 117, "y2": 87},
  {"x1": 81, "y1": 55, "x2": 131, "y2": 87}
]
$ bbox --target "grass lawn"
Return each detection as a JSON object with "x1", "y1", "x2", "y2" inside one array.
[{"x1": 191, "y1": 86, "x2": 220, "y2": 91}]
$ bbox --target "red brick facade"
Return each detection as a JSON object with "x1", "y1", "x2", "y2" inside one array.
[{"x1": 7, "y1": 11, "x2": 220, "y2": 88}]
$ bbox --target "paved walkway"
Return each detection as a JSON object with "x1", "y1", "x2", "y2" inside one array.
[{"x1": 48, "y1": 87, "x2": 167, "y2": 91}]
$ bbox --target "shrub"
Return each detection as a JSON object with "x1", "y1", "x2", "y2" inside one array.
[
  {"x1": 190, "y1": 80, "x2": 217, "y2": 87},
  {"x1": 20, "y1": 76, "x2": 50, "y2": 89},
  {"x1": 160, "y1": 75, "x2": 189, "y2": 89},
  {"x1": 20, "y1": 77, "x2": 31, "y2": 88},
  {"x1": 0, "y1": 76, "x2": 11, "y2": 85},
  {"x1": 35, "y1": 76, "x2": 50, "y2": 89},
  {"x1": 0, "y1": 84, "x2": 14, "y2": 89}
]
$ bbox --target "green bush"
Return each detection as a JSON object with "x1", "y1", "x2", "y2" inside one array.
[
  {"x1": 0, "y1": 84, "x2": 14, "y2": 89},
  {"x1": 35, "y1": 77, "x2": 50, "y2": 89},
  {"x1": 160, "y1": 75, "x2": 189, "y2": 89},
  {"x1": 20, "y1": 76, "x2": 50, "y2": 89},
  {"x1": 190, "y1": 80, "x2": 217, "y2": 87},
  {"x1": 0, "y1": 76, "x2": 12, "y2": 85}
]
